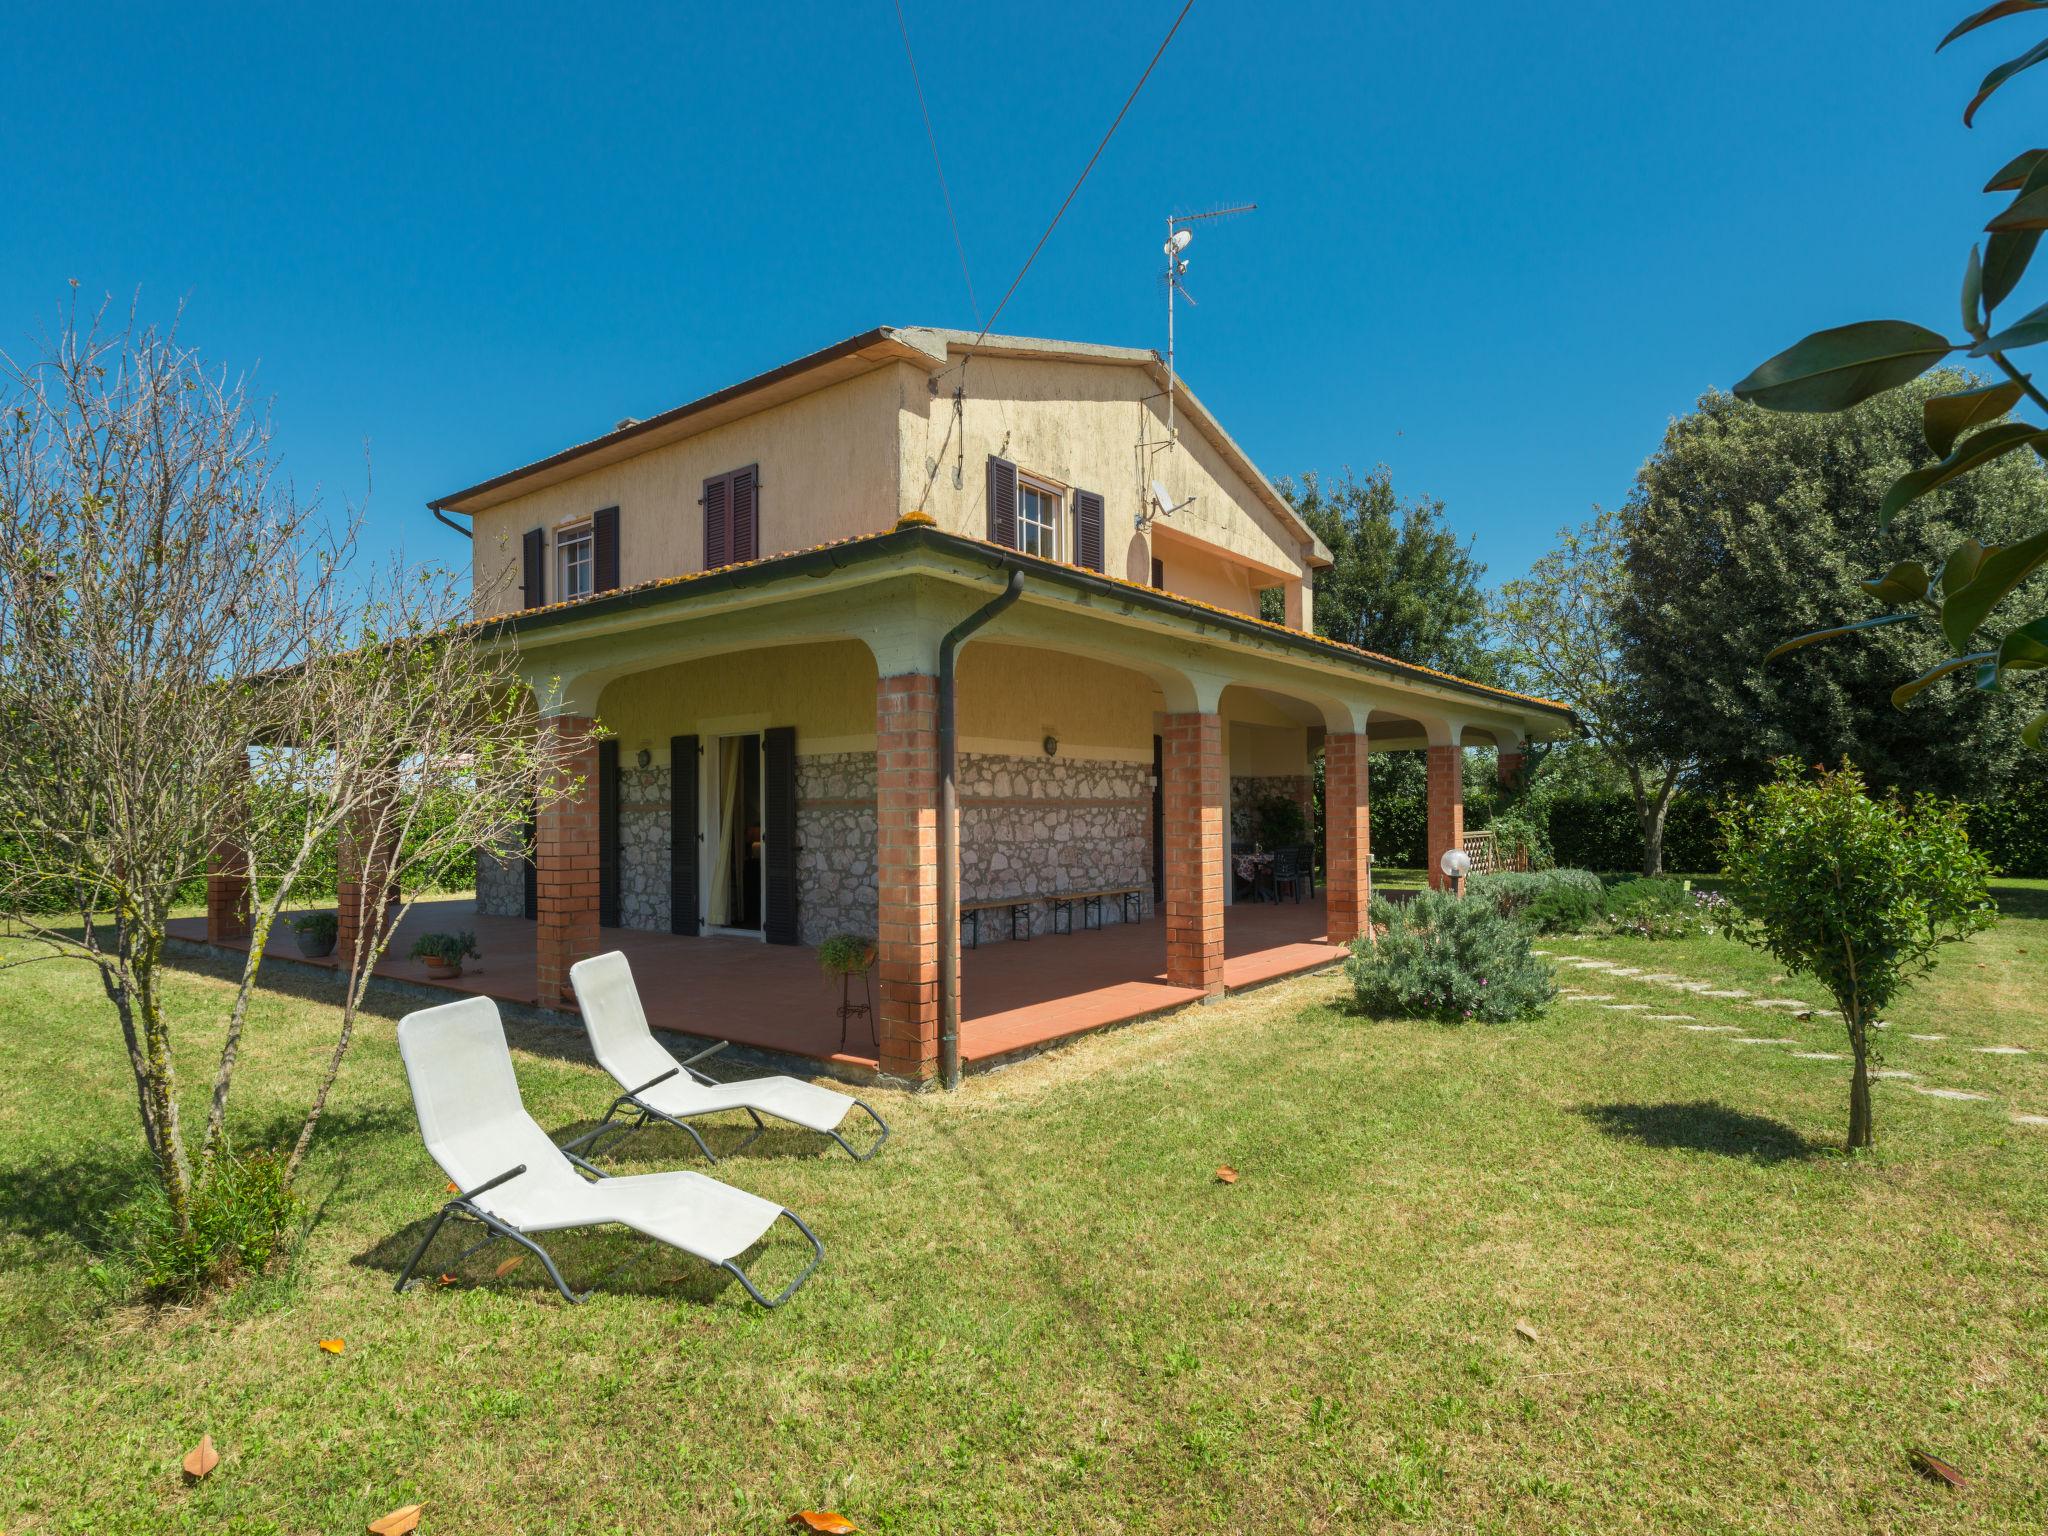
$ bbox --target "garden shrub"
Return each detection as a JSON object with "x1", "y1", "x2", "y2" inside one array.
[
  {"x1": 1347, "y1": 890, "x2": 1556, "y2": 1023},
  {"x1": 1469, "y1": 868, "x2": 1603, "y2": 924},
  {"x1": 103, "y1": 1147, "x2": 304, "y2": 1300},
  {"x1": 1601, "y1": 876, "x2": 1704, "y2": 939},
  {"x1": 1521, "y1": 881, "x2": 1608, "y2": 935}
]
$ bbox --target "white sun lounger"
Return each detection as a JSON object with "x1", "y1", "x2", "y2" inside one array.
[
  {"x1": 564, "y1": 950, "x2": 889, "y2": 1164},
  {"x1": 393, "y1": 995, "x2": 822, "y2": 1308}
]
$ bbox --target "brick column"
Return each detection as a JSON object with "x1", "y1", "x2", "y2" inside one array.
[
  {"x1": 1324, "y1": 732, "x2": 1371, "y2": 944},
  {"x1": 876, "y1": 674, "x2": 941, "y2": 1082},
  {"x1": 1163, "y1": 711, "x2": 1225, "y2": 994},
  {"x1": 204, "y1": 756, "x2": 252, "y2": 943},
  {"x1": 336, "y1": 795, "x2": 399, "y2": 964},
  {"x1": 535, "y1": 716, "x2": 601, "y2": 1009},
  {"x1": 1497, "y1": 748, "x2": 1526, "y2": 791},
  {"x1": 1426, "y1": 744, "x2": 1465, "y2": 892}
]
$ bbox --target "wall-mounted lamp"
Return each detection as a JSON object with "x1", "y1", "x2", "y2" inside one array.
[
  {"x1": 636, "y1": 748, "x2": 652, "y2": 770},
  {"x1": 1042, "y1": 734, "x2": 1058, "y2": 758}
]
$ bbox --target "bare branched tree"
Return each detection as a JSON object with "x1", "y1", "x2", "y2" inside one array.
[{"x1": 0, "y1": 295, "x2": 590, "y2": 1246}]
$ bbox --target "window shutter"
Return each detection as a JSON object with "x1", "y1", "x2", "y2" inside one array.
[
  {"x1": 703, "y1": 474, "x2": 730, "y2": 569},
  {"x1": 592, "y1": 506, "x2": 620, "y2": 592},
  {"x1": 1073, "y1": 489, "x2": 1104, "y2": 572},
  {"x1": 730, "y1": 465, "x2": 758, "y2": 563},
  {"x1": 986, "y1": 456, "x2": 1018, "y2": 548},
  {"x1": 522, "y1": 527, "x2": 546, "y2": 609},
  {"x1": 762, "y1": 725, "x2": 799, "y2": 945},
  {"x1": 521, "y1": 798, "x2": 537, "y2": 920},
  {"x1": 597, "y1": 739, "x2": 621, "y2": 927},
  {"x1": 670, "y1": 735, "x2": 700, "y2": 936}
]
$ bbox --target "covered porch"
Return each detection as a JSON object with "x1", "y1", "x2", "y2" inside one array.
[{"x1": 174, "y1": 892, "x2": 1345, "y2": 1077}]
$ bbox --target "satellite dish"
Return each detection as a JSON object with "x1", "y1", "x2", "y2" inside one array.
[
  {"x1": 1151, "y1": 480, "x2": 1175, "y2": 515},
  {"x1": 1165, "y1": 228, "x2": 1193, "y2": 256}
]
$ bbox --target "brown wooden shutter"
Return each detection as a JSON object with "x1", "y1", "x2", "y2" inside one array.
[
  {"x1": 703, "y1": 474, "x2": 730, "y2": 569},
  {"x1": 1073, "y1": 489, "x2": 1104, "y2": 572},
  {"x1": 591, "y1": 505, "x2": 620, "y2": 592},
  {"x1": 521, "y1": 797, "x2": 537, "y2": 920},
  {"x1": 522, "y1": 528, "x2": 546, "y2": 608},
  {"x1": 762, "y1": 725, "x2": 799, "y2": 945},
  {"x1": 1150, "y1": 556, "x2": 1164, "y2": 589},
  {"x1": 729, "y1": 465, "x2": 758, "y2": 563},
  {"x1": 597, "y1": 739, "x2": 621, "y2": 927},
  {"x1": 670, "y1": 735, "x2": 699, "y2": 936},
  {"x1": 986, "y1": 456, "x2": 1018, "y2": 548}
]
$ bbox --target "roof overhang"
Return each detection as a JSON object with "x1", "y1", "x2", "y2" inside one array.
[{"x1": 488, "y1": 522, "x2": 1571, "y2": 740}]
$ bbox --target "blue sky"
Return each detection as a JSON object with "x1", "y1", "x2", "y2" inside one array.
[{"x1": 1, "y1": 2, "x2": 2027, "y2": 583}]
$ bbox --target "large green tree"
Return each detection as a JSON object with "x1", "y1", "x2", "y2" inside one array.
[
  {"x1": 1617, "y1": 373, "x2": 2048, "y2": 797},
  {"x1": 1279, "y1": 466, "x2": 1496, "y2": 682}
]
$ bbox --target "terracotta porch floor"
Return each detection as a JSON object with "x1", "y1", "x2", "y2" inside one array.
[{"x1": 168, "y1": 895, "x2": 1346, "y2": 1076}]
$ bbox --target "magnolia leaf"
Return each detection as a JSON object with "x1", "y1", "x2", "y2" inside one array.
[
  {"x1": 1983, "y1": 152, "x2": 2048, "y2": 306},
  {"x1": 1923, "y1": 380, "x2": 2024, "y2": 455},
  {"x1": 788, "y1": 1514, "x2": 860, "y2": 1534},
  {"x1": 1765, "y1": 613, "x2": 1922, "y2": 662},
  {"x1": 1893, "y1": 652, "x2": 1998, "y2": 708},
  {"x1": 1942, "y1": 0, "x2": 2048, "y2": 52},
  {"x1": 181, "y1": 1435, "x2": 220, "y2": 1482},
  {"x1": 1908, "y1": 1447, "x2": 1969, "y2": 1490},
  {"x1": 1878, "y1": 422, "x2": 2048, "y2": 529},
  {"x1": 1861, "y1": 560, "x2": 1933, "y2": 605},
  {"x1": 2023, "y1": 710, "x2": 2048, "y2": 750},
  {"x1": 368, "y1": 1506, "x2": 424, "y2": 1536},
  {"x1": 1964, "y1": 244, "x2": 1985, "y2": 335},
  {"x1": 1735, "y1": 322, "x2": 1955, "y2": 412},
  {"x1": 1942, "y1": 524, "x2": 2048, "y2": 648},
  {"x1": 1971, "y1": 296, "x2": 2048, "y2": 351},
  {"x1": 1998, "y1": 616, "x2": 2048, "y2": 670},
  {"x1": 318, "y1": 1337, "x2": 345, "y2": 1354},
  {"x1": 1985, "y1": 146, "x2": 2048, "y2": 190},
  {"x1": 1965, "y1": 35, "x2": 2048, "y2": 126},
  {"x1": 1215, "y1": 1165, "x2": 1239, "y2": 1184},
  {"x1": 1942, "y1": 537, "x2": 1991, "y2": 594}
]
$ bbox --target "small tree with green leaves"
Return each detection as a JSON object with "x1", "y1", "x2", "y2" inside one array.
[{"x1": 1719, "y1": 760, "x2": 1994, "y2": 1151}]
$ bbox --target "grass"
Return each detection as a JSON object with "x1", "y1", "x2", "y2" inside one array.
[{"x1": 1, "y1": 888, "x2": 2046, "y2": 1532}]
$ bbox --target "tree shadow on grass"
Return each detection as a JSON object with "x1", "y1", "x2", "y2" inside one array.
[
  {"x1": 1991, "y1": 881, "x2": 2048, "y2": 922},
  {"x1": 1576, "y1": 1100, "x2": 1824, "y2": 1164}
]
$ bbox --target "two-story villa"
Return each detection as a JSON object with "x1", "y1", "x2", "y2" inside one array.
[{"x1": 390, "y1": 326, "x2": 1569, "y2": 1085}]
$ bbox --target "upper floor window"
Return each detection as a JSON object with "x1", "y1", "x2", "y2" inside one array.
[
  {"x1": 557, "y1": 521, "x2": 595, "y2": 600},
  {"x1": 703, "y1": 465, "x2": 760, "y2": 568},
  {"x1": 1017, "y1": 480, "x2": 1061, "y2": 559}
]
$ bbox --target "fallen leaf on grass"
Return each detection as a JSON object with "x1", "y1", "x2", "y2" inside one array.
[
  {"x1": 1214, "y1": 1166, "x2": 1239, "y2": 1185},
  {"x1": 1514, "y1": 1320, "x2": 1541, "y2": 1344},
  {"x1": 318, "y1": 1338, "x2": 345, "y2": 1355},
  {"x1": 436, "y1": 1273, "x2": 458, "y2": 1288},
  {"x1": 1909, "y1": 1448, "x2": 1967, "y2": 1490},
  {"x1": 368, "y1": 1504, "x2": 423, "y2": 1535},
  {"x1": 494, "y1": 1254, "x2": 526, "y2": 1278},
  {"x1": 181, "y1": 1434, "x2": 219, "y2": 1482},
  {"x1": 445, "y1": 1181, "x2": 458, "y2": 1193},
  {"x1": 788, "y1": 1514, "x2": 858, "y2": 1534}
]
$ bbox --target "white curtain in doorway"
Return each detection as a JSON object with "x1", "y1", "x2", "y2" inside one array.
[{"x1": 709, "y1": 737, "x2": 743, "y2": 925}]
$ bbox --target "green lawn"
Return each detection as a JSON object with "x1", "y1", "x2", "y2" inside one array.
[{"x1": 3, "y1": 888, "x2": 2046, "y2": 1532}]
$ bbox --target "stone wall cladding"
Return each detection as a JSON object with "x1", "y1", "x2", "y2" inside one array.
[
  {"x1": 617, "y1": 765, "x2": 671, "y2": 932},
  {"x1": 798, "y1": 752, "x2": 878, "y2": 946},
  {"x1": 476, "y1": 837, "x2": 526, "y2": 918},
  {"x1": 958, "y1": 751, "x2": 1152, "y2": 942}
]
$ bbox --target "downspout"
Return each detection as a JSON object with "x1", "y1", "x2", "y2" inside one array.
[
  {"x1": 938, "y1": 567, "x2": 1025, "y2": 1089},
  {"x1": 431, "y1": 506, "x2": 473, "y2": 539}
]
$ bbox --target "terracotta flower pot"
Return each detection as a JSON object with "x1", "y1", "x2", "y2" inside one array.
[{"x1": 423, "y1": 957, "x2": 462, "y2": 979}]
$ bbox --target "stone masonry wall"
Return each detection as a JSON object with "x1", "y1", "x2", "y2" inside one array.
[
  {"x1": 476, "y1": 833, "x2": 525, "y2": 918},
  {"x1": 798, "y1": 752, "x2": 879, "y2": 946},
  {"x1": 1231, "y1": 774, "x2": 1315, "y2": 846},
  {"x1": 618, "y1": 764, "x2": 671, "y2": 931}
]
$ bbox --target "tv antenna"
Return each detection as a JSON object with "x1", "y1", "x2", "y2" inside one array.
[{"x1": 1144, "y1": 202, "x2": 1255, "y2": 530}]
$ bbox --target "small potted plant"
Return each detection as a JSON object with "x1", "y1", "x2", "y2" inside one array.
[
  {"x1": 817, "y1": 932, "x2": 878, "y2": 1050},
  {"x1": 409, "y1": 930, "x2": 479, "y2": 979},
  {"x1": 291, "y1": 911, "x2": 338, "y2": 959}
]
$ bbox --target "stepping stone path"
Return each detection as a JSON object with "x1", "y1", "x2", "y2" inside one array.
[{"x1": 1543, "y1": 949, "x2": 2035, "y2": 1127}]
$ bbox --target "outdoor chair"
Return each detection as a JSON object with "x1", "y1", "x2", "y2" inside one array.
[
  {"x1": 1270, "y1": 846, "x2": 1308, "y2": 904},
  {"x1": 1293, "y1": 842, "x2": 1318, "y2": 896},
  {"x1": 565, "y1": 950, "x2": 889, "y2": 1164},
  {"x1": 394, "y1": 994, "x2": 822, "y2": 1308}
]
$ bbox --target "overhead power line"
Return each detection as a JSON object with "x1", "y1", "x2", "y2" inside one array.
[{"x1": 892, "y1": 0, "x2": 981, "y2": 326}]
